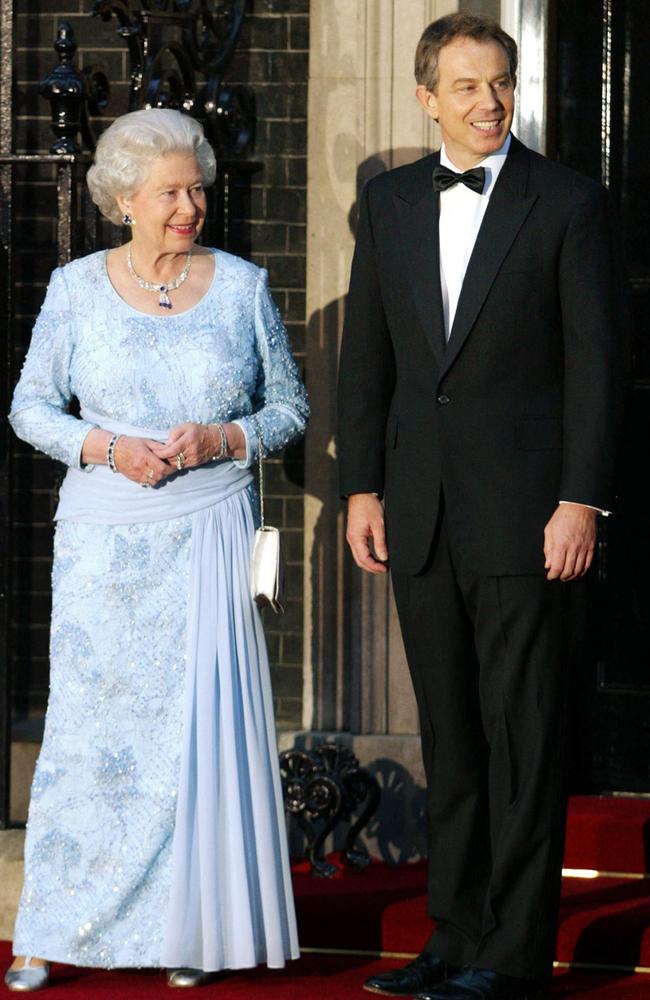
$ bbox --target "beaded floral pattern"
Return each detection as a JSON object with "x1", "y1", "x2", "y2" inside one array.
[
  {"x1": 10, "y1": 249, "x2": 309, "y2": 467},
  {"x1": 9, "y1": 249, "x2": 308, "y2": 968}
]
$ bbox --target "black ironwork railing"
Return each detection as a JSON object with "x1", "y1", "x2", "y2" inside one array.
[
  {"x1": 0, "y1": 0, "x2": 258, "y2": 828},
  {"x1": 91, "y1": 1, "x2": 254, "y2": 158},
  {"x1": 280, "y1": 743, "x2": 381, "y2": 877}
]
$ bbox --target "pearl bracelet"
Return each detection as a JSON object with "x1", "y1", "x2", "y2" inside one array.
[
  {"x1": 107, "y1": 433, "x2": 122, "y2": 473},
  {"x1": 210, "y1": 423, "x2": 228, "y2": 461}
]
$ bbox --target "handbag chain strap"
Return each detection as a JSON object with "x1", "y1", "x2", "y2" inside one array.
[{"x1": 255, "y1": 417, "x2": 265, "y2": 529}]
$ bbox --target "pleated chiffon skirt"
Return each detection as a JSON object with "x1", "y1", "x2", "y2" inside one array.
[{"x1": 13, "y1": 478, "x2": 299, "y2": 970}]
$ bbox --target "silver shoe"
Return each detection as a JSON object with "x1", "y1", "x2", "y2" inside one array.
[
  {"x1": 166, "y1": 968, "x2": 211, "y2": 988},
  {"x1": 4, "y1": 957, "x2": 50, "y2": 992}
]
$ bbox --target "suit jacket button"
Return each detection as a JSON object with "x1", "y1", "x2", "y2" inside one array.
[{"x1": 437, "y1": 394, "x2": 451, "y2": 405}]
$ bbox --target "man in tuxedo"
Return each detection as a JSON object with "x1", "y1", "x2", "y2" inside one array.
[{"x1": 337, "y1": 12, "x2": 627, "y2": 1000}]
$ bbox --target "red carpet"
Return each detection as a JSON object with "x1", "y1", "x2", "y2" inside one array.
[
  {"x1": 557, "y1": 876, "x2": 650, "y2": 969},
  {"x1": 563, "y1": 796, "x2": 650, "y2": 873},
  {"x1": 0, "y1": 947, "x2": 648, "y2": 999},
  {"x1": 294, "y1": 863, "x2": 650, "y2": 971},
  {"x1": 291, "y1": 794, "x2": 650, "y2": 998},
  {"x1": 295, "y1": 862, "x2": 650, "y2": 964},
  {"x1": 2, "y1": 796, "x2": 648, "y2": 997}
]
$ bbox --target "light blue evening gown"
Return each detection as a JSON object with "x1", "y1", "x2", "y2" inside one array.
[{"x1": 9, "y1": 249, "x2": 308, "y2": 970}]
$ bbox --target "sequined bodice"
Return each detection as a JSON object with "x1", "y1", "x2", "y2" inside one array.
[
  {"x1": 71, "y1": 251, "x2": 259, "y2": 428},
  {"x1": 10, "y1": 248, "x2": 308, "y2": 469}
]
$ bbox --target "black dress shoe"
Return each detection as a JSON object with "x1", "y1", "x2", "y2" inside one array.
[
  {"x1": 363, "y1": 953, "x2": 455, "y2": 996},
  {"x1": 415, "y1": 967, "x2": 548, "y2": 1000}
]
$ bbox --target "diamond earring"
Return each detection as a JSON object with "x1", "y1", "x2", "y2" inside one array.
[{"x1": 122, "y1": 213, "x2": 135, "y2": 226}]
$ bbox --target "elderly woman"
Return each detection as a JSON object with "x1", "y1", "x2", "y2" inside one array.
[{"x1": 5, "y1": 108, "x2": 308, "y2": 991}]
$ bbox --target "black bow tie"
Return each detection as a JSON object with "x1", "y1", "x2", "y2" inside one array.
[{"x1": 432, "y1": 164, "x2": 486, "y2": 194}]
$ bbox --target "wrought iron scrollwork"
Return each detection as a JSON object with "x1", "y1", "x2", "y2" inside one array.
[
  {"x1": 280, "y1": 743, "x2": 381, "y2": 878},
  {"x1": 209, "y1": 83, "x2": 255, "y2": 156},
  {"x1": 92, "y1": 0, "x2": 246, "y2": 75},
  {"x1": 91, "y1": 0, "x2": 254, "y2": 157},
  {"x1": 187, "y1": 1, "x2": 248, "y2": 75},
  {"x1": 39, "y1": 3, "x2": 254, "y2": 157}
]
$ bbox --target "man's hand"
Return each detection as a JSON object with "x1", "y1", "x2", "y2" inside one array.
[
  {"x1": 544, "y1": 503, "x2": 597, "y2": 581},
  {"x1": 346, "y1": 493, "x2": 389, "y2": 574}
]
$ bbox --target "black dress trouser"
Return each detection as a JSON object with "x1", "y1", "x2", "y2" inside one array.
[{"x1": 391, "y1": 510, "x2": 572, "y2": 983}]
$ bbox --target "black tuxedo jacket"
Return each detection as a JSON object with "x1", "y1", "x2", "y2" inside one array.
[{"x1": 337, "y1": 137, "x2": 629, "y2": 576}]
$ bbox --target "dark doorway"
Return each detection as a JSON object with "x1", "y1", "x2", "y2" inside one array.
[{"x1": 552, "y1": 0, "x2": 650, "y2": 792}]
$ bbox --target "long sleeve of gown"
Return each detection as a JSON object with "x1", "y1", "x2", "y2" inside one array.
[
  {"x1": 232, "y1": 268, "x2": 309, "y2": 468},
  {"x1": 9, "y1": 267, "x2": 97, "y2": 469}
]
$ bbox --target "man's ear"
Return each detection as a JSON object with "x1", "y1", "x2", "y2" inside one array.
[{"x1": 415, "y1": 85, "x2": 439, "y2": 122}]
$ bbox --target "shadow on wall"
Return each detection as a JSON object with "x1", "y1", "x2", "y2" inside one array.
[
  {"x1": 364, "y1": 757, "x2": 428, "y2": 863},
  {"x1": 304, "y1": 147, "x2": 430, "y2": 738}
]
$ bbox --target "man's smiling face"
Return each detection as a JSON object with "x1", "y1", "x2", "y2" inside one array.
[{"x1": 417, "y1": 36, "x2": 515, "y2": 170}]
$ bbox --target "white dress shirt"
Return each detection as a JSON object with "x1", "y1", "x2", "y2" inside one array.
[
  {"x1": 438, "y1": 133, "x2": 511, "y2": 339},
  {"x1": 437, "y1": 133, "x2": 608, "y2": 516}
]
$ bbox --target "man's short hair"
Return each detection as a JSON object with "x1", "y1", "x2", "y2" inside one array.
[{"x1": 415, "y1": 12, "x2": 518, "y2": 94}]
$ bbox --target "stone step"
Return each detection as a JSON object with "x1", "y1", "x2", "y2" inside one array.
[
  {"x1": 9, "y1": 740, "x2": 39, "y2": 826},
  {"x1": 0, "y1": 739, "x2": 39, "y2": 942},
  {"x1": 0, "y1": 829, "x2": 25, "y2": 941}
]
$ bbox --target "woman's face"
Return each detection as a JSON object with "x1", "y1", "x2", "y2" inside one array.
[{"x1": 121, "y1": 152, "x2": 208, "y2": 253}]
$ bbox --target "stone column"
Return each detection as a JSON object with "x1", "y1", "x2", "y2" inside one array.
[
  {"x1": 500, "y1": 0, "x2": 549, "y2": 153},
  {"x1": 292, "y1": 0, "x2": 459, "y2": 859}
]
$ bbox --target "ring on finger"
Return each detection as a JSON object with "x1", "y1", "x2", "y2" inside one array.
[
  {"x1": 147, "y1": 468, "x2": 154, "y2": 480},
  {"x1": 175, "y1": 451, "x2": 186, "y2": 471}
]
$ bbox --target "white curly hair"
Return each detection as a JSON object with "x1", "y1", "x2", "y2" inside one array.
[{"x1": 86, "y1": 108, "x2": 217, "y2": 225}]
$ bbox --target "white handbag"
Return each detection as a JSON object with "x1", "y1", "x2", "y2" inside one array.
[{"x1": 250, "y1": 430, "x2": 286, "y2": 614}]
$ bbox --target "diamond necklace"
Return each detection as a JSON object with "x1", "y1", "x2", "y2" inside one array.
[{"x1": 126, "y1": 246, "x2": 192, "y2": 309}]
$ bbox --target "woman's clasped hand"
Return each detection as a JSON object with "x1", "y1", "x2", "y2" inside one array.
[
  {"x1": 150, "y1": 421, "x2": 246, "y2": 469},
  {"x1": 83, "y1": 422, "x2": 248, "y2": 487},
  {"x1": 111, "y1": 435, "x2": 174, "y2": 485}
]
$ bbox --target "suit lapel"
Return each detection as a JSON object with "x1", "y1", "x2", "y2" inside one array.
[
  {"x1": 441, "y1": 138, "x2": 538, "y2": 379},
  {"x1": 393, "y1": 153, "x2": 446, "y2": 370}
]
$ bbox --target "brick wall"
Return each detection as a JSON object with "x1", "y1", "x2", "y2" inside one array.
[
  {"x1": 9, "y1": 0, "x2": 308, "y2": 730},
  {"x1": 229, "y1": 0, "x2": 308, "y2": 728}
]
